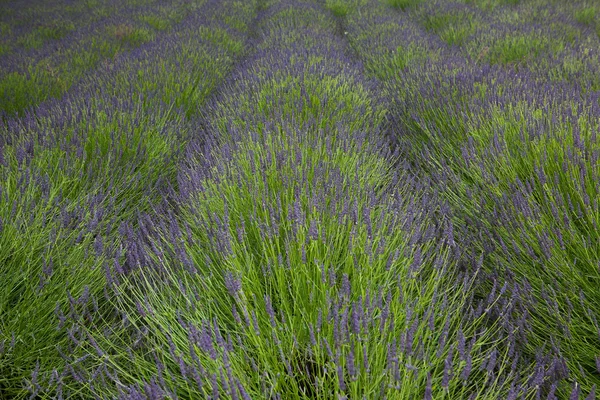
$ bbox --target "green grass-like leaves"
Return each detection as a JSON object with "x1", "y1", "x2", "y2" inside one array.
[
  {"x1": 575, "y1": 7, "x2": 596, "y2": 25},
  {"x1": 384, "y1": 0, "x2": 422, "y2": 11}
]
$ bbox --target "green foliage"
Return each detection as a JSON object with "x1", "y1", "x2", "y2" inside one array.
[
  {"x1": 16, "y1": 22, "x2": 75, "y2": 50},
  {"x1": 0, "y1": 23, "x2": 158, "y2": 116},
  {"x1": 109, "y1": 24, "x2": 155, "y2": 47},
  {"x1": 485, "y1": 34, "x2": 544, "y2": 65},
  {"x1": 198, "y1": 26, "x2": 244, "y2": 55},
  {"x1": 422, "y1": 12, "x2": 478, "y2": 45},
  {"x1": 0, "y1": 32, "x2": 129, "y2": 116},
  {"x1": 325, "y1": 0, "x2": 368, "y2": 17},
  {"x1": 384, "y1": 0, "x2": 422, "y2": 10},
  {"x1": 118, "y1": 129, "x2": 471, "y2": 398},
  {"x1": 139, "y1": 14, "x2": 171, "y2": 30},
  {"x1": 0, "y1": 22, "x2": 11, "y2": 35},
  {"x1": 326, "y1": 0, "x2": 351, "y2": 16},
  {"x1": 575, "y1": 6, "x2": 596, "y2": 25},
  {"x1": 358, "y1": 41, "x2": 434, "y2": 81},
  {"x1": 0, "y1": 69, "x2": 67, "y2": 117}
]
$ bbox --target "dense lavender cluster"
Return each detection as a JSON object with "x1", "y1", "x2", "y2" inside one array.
[
  {"x1": 348, "y1": 0, "x2": 600, "y2": 398},
  {"x1": 1, "y1": 0, "x2": 600, "y2": 398}
]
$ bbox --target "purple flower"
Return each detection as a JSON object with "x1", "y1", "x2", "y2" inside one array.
[
  {"x1": 265, "y1": 295, "x2": 276, "y2": 327},
  {"x1": 460, "y1": 354, "x2": 472, "y2": 381},
  {"x1": 210, "y1": 373, "x2": 219, "y2": 400},
  {"x1": 347, "y1": 344, "x2": 357, "y2": 380},
  {"x1": 329, "y1": 267, "x2": 336, "y2": 287},
  {"x1": 351, "y1": 301, "x2": 362, "y2": 335},
  {"x1": 337, "y1": 355, "x2": 346, "y2": 391},
  {"x1": 547, "y1": 383, "x2": 558, "y2": 400},
  {"x1": 135, "y1": 301, "x2": 147, "y2": 318},
  {"x1": 309, "y1": 323, "x2": 317, "y2": 347},
  {"x1": 410, "y1": 247, "x2": 421, "y2": 274},
  {"x1": 251, "y1": 310, "x2": 260, "y2": 336},
  {"x1": 294, "y1": 200, "x2": 304, "y2": 226},
  {"x1": 506, "y1": 383, "x2": 519, "y2": 400},
  {"x1": 77, "y1": 285, "x2": 90, "y2": 305},
  {"x1": 224, "y1": 271, "x2": 242, "y2": 297},
  {"x1": 424, "y1": 373, "x2": 433, "y2": 400},
  {"x1": 322, "y1": 337, "x2": 334, "y2": 359},
  {"x1": 442, "y1": 347, "x2": 453, "y2": 389},
  {"x1": 457, "y1": 328, "x2": 466, "y2": 361},
  {"x1": 237, "y1": 379, "x2": 251, "y2": 400},
  {"x1": 585, "y1": 385, "x2": 596, "y2": 400},
  {"x1": 486, "y1": 349, "x2": 497, "y2": 375},
  {"x1": 437, "y1": 317, "x2": 450, "y2": 358},
  {"x1": 301, "y1": 243, "x2": 307, "y2": 264},
  {"x1": 198, "y1": 323, "x2": 217, "y2": 360},
  {"x1": 317, "y1": 308, "x2": 323, "y2": 333},
  {"x1": 29, "y1": 360, "x2": 41, "y2": 396},
  {"x1": 308, "y1": 218, "x2": 318, "y2": 240},
  {"x1": 570, "y1": 383, "x2": 581, "y2": 400},
  {"x1": 341, "y1": 273, "x2": 351, "y2": 298}
]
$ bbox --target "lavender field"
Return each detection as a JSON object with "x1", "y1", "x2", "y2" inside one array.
[{"x1": 1, "y1": 0, "x2": 599, "y2": 398}]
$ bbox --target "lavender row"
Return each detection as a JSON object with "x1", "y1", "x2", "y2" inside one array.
[
  {"x1": 60, "y1": 0, "x2": 554, "y2": 398},
  {"x1": 0, "y1": 0, "x2": 259, "y2": 397},
  {"x1": 0, "y1": 0, "x2": 192, "y2": 76},
  {"x1": 0, "y1": 0, "x2": 162, "y2": 58},
  {"x1": 407, "y1": 0, "x2": 600, "y2": 92},
  {"x1": 346, "y1": 0, "x2": 599, "y2": 398},
  {"x1": 0, "y1": 0, "x2": 208, "y2": 118}
]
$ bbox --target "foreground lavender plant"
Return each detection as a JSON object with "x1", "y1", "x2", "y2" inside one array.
[
  {"x1": 96, "y1": 0, "x2": 531, "y2": 398},
  {"x1": 345, "y1": 0, "x2": 600, "y2": 397},
  {"x1": 0, "y1": 0, "x2": 258, "y2": 397}
]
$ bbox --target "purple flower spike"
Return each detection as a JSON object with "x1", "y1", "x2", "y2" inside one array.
[
  {"x1": 585, "y1": 385, "x2": 596, "y2": 400},
  {"x1": 308, "y1": 218, "x2": 319, "y2": 241},
  {"x1": 424, "y1": 373, "x2": 433, "y2": 400},
  {"x1": 442, "y1": 347, "x2": 453, "y2": 389},
  {"x1": 265, "y1": 295, "x2": 276, "y2": 327},
  {"x1": 347, "y1": 345, "x2": 357, "y2": 380},
  {"x1": 224, "y1": 271, "x2": 242, "y2": 297},
  {"x1": 199, "y1": 323, "x2": 217, "y2": 361},
  {"x1": 570, "y1": 383, "x2": 581, "y2": 400}
]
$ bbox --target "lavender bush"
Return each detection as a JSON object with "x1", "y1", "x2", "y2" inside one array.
[
  {"x1": 346, "y1": 0, "x2": 600, "y2": 397},
  {"x1": 0, "y1": 0, "x2": 258, "y2": 397}
]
